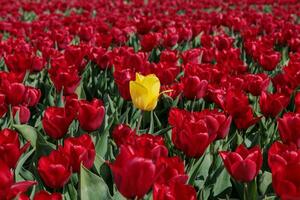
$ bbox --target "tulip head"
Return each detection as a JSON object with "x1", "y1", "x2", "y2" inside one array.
[{"x1": 129, "y1": 73, "x2": 160, "y2": 111}]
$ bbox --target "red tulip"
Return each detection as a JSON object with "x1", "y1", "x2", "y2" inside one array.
[
  {"x1": 153, "y1": 156, "x2": 196, "y2": 200},
  {"x1": 62, "y1": 134, "x2": 96, "y2": 172},
  {"x1": 23, "y1": 86, "x2": 41, "y2": 107},
  {"x1": 88, "y1": 47, "x2": 111, "y2": 69},
  {"x1": 113, "y1": 69, "x2": 134, "y2": 100},
  {"x1": 0, "y1": 160, "x2": 36, "y2": 200},
  {"x1": 198, "y1": 109, "x2": 232, "y2": 139},
  {"x1": 110, "y1": 146, "x2": 156, "y2": 199},
  {"x1": 49, "y1": 65, "x2": 81, "y2": 95},
  {"x1": 128, "y1": 134, "x2": 169, "y2": 162},
  {"x1": 0, "y1": 93, "x2": 7, "y2": 117},
  {"x1": 78, "y1": 98, "x2": 105, "y2": 132},
  {"x1": 64, "y1": 45, "x2": 85, "y2": 67},
  {"x1": 223, "y1": 89, "x2": 260, "y2": 129},
  {"x1": 113, "y1": 124, "x2": 168, "y2": 160},
  {"x1": 222, "y1": 89, "x2": 250, "y2": 118},
  {"x1": 42, "y1": 107, "x2": 73, "y2": 139},
  {"x1": 278, "y1": 112, "x2": 300, "y2": 148},
  {"x1": 272, "y1": 163, "x2": 300, "y2": 199},
  {"x1": 155, "y1": 156, "x2": 188, "y2": 185},
  {"x1": 214, "y1": 35, "x2": 233, "y2": 51},
  {"x1": 5, "y1": 82, "x2": 26, "y2": 106},
  {"x1": 152, "y1": 62, "x2": 180, "y2": 85},
  {"x1": 182, "y1": 76, "x2": 208, "y2": 99},
  {"x1": 219, "y1": 145, "x2": 262, "y2": 182},
  {"x1": 153, "y1": 181, "x2": 197, "y2": 200},
  {"x1": 295, "y1": 92, "x2": 300, "y2": 113},
  {"x1": 244, "y1": 73, "x2": 270, "y2": 96},
  {"x1": 163, "y1": 28, "x2": 179, "y2": 49},
  {"x1": 0, "y1": 128, "x2": 30, "y2": 168},
  {"x1": 268, "y1": 141, "x2": 300, "y2": 174},
  {"x1": 168, "y1": 108, "x2": 217, "y2": 157},
  {"x1": 65, "y1": 94, "x2": 79, "y2": 119},
  {"x1": 259, "y1": 92, "x2": 290, "y2": 118},
  {"x1": 141, "y1": 33, "x2": 160, "y2": 52},
  {"x1": 12, "y1": 105, "x2": 30, "y2": 124},
  {"x1": 33, "y1": 190, "x2": 62, "y2": 200},
  {"x1": 112, "y1": 124, "x2": 135, "y2": 147},
  {"x1": 37, "y1": 149, "x2": 71, "y2": 189},
  {"x1": 259, "y1": 51, "x2": 281, "y2": 71},
  {"x1": 178, "y1": 26, "x2": 193, "y2": 42}
]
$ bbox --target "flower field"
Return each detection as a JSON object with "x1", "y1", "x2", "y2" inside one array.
[{"x1": 1, "y1": 0, "x2": 300, "y2": 199}]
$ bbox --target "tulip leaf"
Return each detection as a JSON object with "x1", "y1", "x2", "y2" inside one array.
[
  {"x1": 259, "y1": 172, "x2": 272, "y2": 195},
  {"x1": 80, "y1": 165, "x2": 113, "y2": 200},
  {"x1": 212, "y1": 167, "x2": 231, "y2": 197},
  {"x1": 64, "y1": 182, "x2": 78, "y2": 200},
  {"x1": 188, "y1": 152, "x2": 212, "y2": 185},
  {"x1": 14, "y1": 124, "x2": 37, "y2": 148},
  {"x1": 57, "y1": 89, "x2": 65, "y2": 107},
  {"x1": 96, "y1": 114, "x2": 114, "y2": 158},
  {"x1": 75, "y1": 81, "x2": 86, "y2": 99},
  {"x1": 15, "y1": 148, "x2": 35, "y2": 181},
  {"x1": 113, "y1": 192, "x2": 126, "y2": 200},
  {"x1": 35, "y1": 131, "x2": 55, "y2": 158},
  {"x1": 94, "y1": 154, "x2": 106, "y2": 174}
]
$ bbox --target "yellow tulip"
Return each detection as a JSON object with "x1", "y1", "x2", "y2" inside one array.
[{"x1": 129, "y1": 73, "x2": 160, "y2": 111}]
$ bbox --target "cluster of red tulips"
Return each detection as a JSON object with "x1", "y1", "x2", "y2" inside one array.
[{"x1": 1, "y1": 0, "x2": 300, "y2": 199}]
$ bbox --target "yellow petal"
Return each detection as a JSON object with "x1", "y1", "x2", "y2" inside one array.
[
  {"x1": 130, "y1": 73, "x2": 161, "y2": 111},
  {"x1": 129, "y1": 81, "x2": 149, "y2": 110}
]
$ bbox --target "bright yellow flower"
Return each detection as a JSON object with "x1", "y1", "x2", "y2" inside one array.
[{"x1": 129, "y1": 73, "x2": 160, "y2": 111}]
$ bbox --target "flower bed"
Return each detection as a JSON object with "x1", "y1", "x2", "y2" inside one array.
[{"x1": 0, "y1": 0, "x2": 300, "y2": 199}]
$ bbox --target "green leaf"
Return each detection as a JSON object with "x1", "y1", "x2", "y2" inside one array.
[
  {"x1": 113, "y1": 192, "x2": 126, "y2": 200},
  {"x1": 94, "y1": 154, "x2": 106, "y2": 174},
  {"x1": 35, "y1": 132, "x2": 55, "y2": 158},
  {"x1": 80, "y1": 165, "x2": 113, "y2": 200},
  {"x1": 95, "y1": 116, "x2": 114, "y2": 158},
  {"x1": 14, "y1": 124, "x2": 37, "y2": 148},
  {"x1": 259, "y1": 172, "x2": 272, "y2": 195},
  {"x1": 75, "y1": 81, "x2": 86, "y2": 99},
  {"x1": 213, "y1": 168, "x2": 231, "y2": 197},
  {"x1": 15, "y1": 148, "x2": 35, "y2": 182},
  {"x1": 247, "y1": 180, "x2": 258, "y2": 200},
  {"x1": 188, "y1": 152, "x2": 212, "y2": 185},
  {"x1": 57, "y1": 89, "x2": 65, "y2": 107},
  {"x1": 64, "y1": 181, "x2": 78, "y2": 200}
]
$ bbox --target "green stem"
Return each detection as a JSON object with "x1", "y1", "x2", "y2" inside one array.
[
  {"x1": 136, "y1": 111, "x2": 143, "y2": 134},
  {"x1": 243, "y1": 182, "x2": 248, "y2": 200}
]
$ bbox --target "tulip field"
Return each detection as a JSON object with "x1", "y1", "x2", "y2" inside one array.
[{"x1": 1, "y1": 0, "x2": 300, "y2": 199}]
